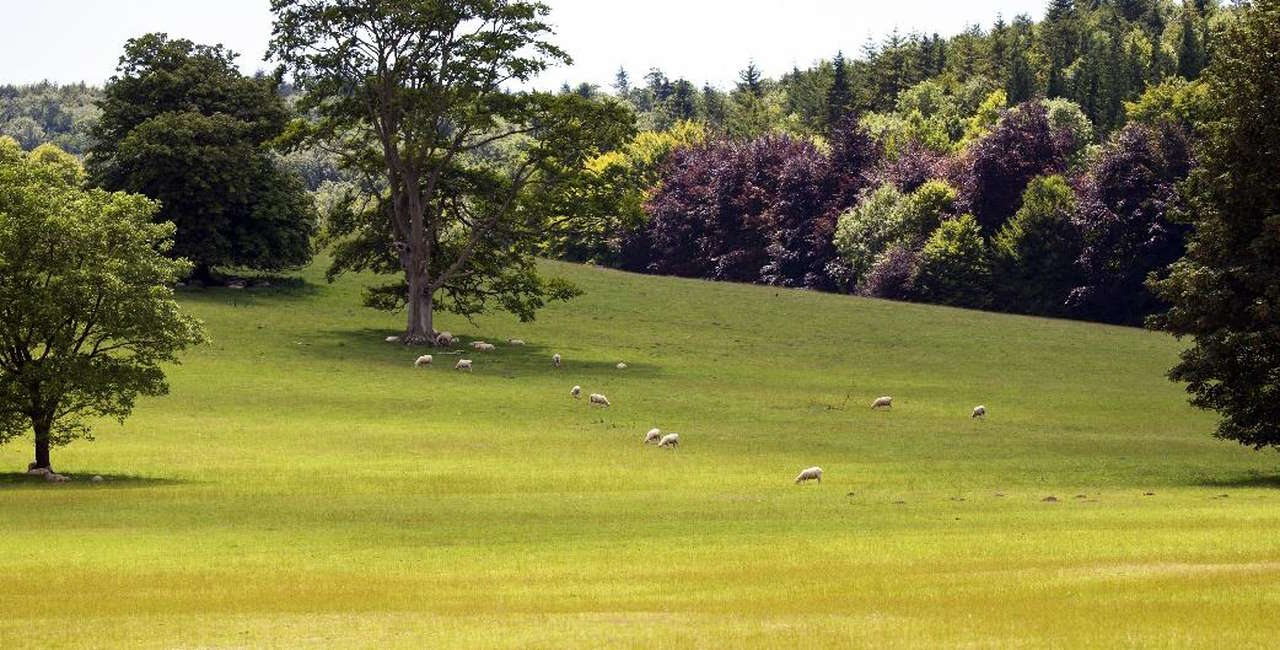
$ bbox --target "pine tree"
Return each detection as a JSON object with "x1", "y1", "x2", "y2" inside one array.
[
  {"x1": 827, "y1": 51, "x2": 853, "y2": 128},
  {"x1": 738, "y1": 61, "x2": 764, "y2": 98},
  {"x1": 613, "y1": 67, "x2": 631, "y2": 96}
]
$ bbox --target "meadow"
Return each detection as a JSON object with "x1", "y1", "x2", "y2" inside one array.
[{"x1": 2, "y1": 259, "x2": 1279, "y2": 648}]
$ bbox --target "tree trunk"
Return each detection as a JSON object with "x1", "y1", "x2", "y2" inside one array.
[
  {"x1": 32, "y1": 419, "x2": 51, "y2": 470},
  {"x1": 403, "y1": 263, "x2": 436, "y2": 345},
  {"x1": 189, "y1": 263, "x2": 217, "y2": 287}
]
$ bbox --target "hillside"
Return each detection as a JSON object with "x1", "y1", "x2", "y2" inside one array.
[{"x1": 2, "y1": 260, "x2": 1278, "y2": 648}]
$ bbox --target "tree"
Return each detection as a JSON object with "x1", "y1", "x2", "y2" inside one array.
[
  {"x1": 738, "y1": 61, "x2": 764, "y2": 98},
  {"x1": 914, "y1": 214, "x2": 992, "y2": 309},
  {"x1": 89, "y1": 33, "x2": 317, "y2": 283},
  {"x1": 613, "y1": 67, "x2": 631, "y2": 96},
  {"x1": 269, "y1": 0, "x2": 633, "y2": 344},
  {"x1": 827, "y1": 51, "x2": 853, "y2": 128},
  {"x1": 1150, "y1": 0, "x2": 1280, "y2": 449},
  {"x1": 991, "y1": 175, "x2": 1083, "y2": 316},
  {"x1": 0, "y1": 139, "x2": 206, "y2": 470},
  {"x1": 1072, "y1": 123, "x2": 1190, "y2": 324}
]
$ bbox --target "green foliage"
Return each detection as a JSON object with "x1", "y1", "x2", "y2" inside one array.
[
  {"x1": 0, "y1": 82, "x2": 101, "y2": 154},
  {"x1": 0, "y1": 141, "x2": 206, "y2": 466},
  {"x1": 992, "y1": 175, "x2": 1083, "y2": 316},
  {"x1": 1043, "y1": 97, "x2": 1096, "y2": 166},
  {"x1": 915, "y1": 214, "x2": 992, "y2": 308},
  {"x1": 961, "y1": 89, "x2": 1007, "y2": 144},
  {"x1": 1151, "y1": 0, "x2": 1280, "y2": 449},
  {"x1": 833, "y1": 185, "x2": 911, "y2": 284},
  {"x1": 1124, "y1": 76, "x2": 1209, "y2": 132},
  {"x1": 89, "y1": 33, "x2": 317, "y2": 279}
]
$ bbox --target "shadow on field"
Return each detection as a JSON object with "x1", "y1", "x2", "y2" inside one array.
[
  {"x1": 314, "y1": 328, "x2": 664, "y2": 376},
  {"x1": 1194, "y1": 471, "x2": 1280, "y2": 489},
  {"x1": 0, "y1": 473, "x2": 187, "y2": 489},
  {"x1": 177, "y1": 276, "x2": 322, "y2": 306}
]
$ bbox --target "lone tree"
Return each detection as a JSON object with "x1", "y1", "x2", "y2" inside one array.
[
  {"x1": 269, "y1": 0, "x2": 632, "y2": 344},
  {"x1": 89, "y1": 33, "x2": 317, "y2": 284},
  {"x1": 1150, "y1": 0, "x2": 1280, "y2": 449},
  {"x1": 0, "y1": 139, "x2": 206, "y2": 471}
]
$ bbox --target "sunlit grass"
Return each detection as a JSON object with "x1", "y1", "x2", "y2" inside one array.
[{"x1": 2, "y1": 259, "x2": 1278, "y2": 648}]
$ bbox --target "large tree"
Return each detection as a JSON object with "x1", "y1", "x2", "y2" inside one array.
[
  {"x1": 0, "y1": 139, "x2": 206, "y2": 471},
  {"x1": 1151, "y1": 0, "x2": 1280, "y2": 449},
  {"x1": 269, "y1": 0, "x2": 632, "y2": 344},
  {"x1": 89, "y1": 34, "x2": 317, "y2": 283}
]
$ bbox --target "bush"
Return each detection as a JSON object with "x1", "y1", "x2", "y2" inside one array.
[
  {"x1": 991, "y1": 175, "x2": 1083, "y2": 316},
  {"x1": 914, "y1": 214, "x2": 992, "y2": 308}
]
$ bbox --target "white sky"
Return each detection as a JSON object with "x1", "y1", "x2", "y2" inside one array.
[{"x1": 0, "y1": 0, "x2": 1050, "y2": 89}]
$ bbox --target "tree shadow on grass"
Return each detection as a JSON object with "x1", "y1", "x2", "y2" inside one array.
[
  {"x1": 312, "y1": 328, "x2": 664, "y2": 377},
  {"x1": 0, "y1": 473, "x2": 188, "y2": 490},
  {"x1": 176, "y1": 275, "x2": 323, "y2": 306},
  {"x1": 1193, "y1": 470, "x2": 1280, "y2": 489}
]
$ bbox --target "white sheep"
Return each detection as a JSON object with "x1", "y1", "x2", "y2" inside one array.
[
  {"x1": 436, "y1": 331, "x2": 454, "y2": 346},
  {"x1": 553, "y1": 353, "x2": 562, "y2": 368},
  {"x1": 972, "y1": 405, "x2": 987, "y2": 419},
  {"x1": 470, "y1": 341, "x2": 488, "y2": 350},
  {"x1": 455, "y1": 359, "x2": 473, "y2": 371},
  {"x1": 509, "y1": 339, "x2": 526, "y2": 346},
  {"x1": 385, "y1": 336, "x2": 401, "y2": 344},
  {"x1": 571, "y1": 385, "x2": 582, "y2": 399},
  {"x1": 644, "y1": 428, "x2": 662, "y2": 444},
  {"x1": 657, "y1": 433, "x2": 680, "y2": 448},
  {"x1": 871, "y1": 396, "x2": 893, "y2": 410},
  {"x1": 474, "y1": 343, "x2": 496, "y2": 352},
  {"x1": 616, "y1": 362, "x2": 628, "y2": 370},
  {"x1": 795, "y1": 467, "x2": 823, "y2": 484},
  {"x1": 414, "y1": 355, "x2": 433, "y2": 367},
  {"x1": 589, "y1": 393, "x2": 610, "y2": 407}
]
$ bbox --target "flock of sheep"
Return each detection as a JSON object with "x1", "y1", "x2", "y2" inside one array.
[{"x1": 395, "y1": 332, "x2": 989, "y2": 486}]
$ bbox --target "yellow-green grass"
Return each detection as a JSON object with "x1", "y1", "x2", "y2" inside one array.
[{"x1": 2, "y1": 260, "x2": 1279, "y2": 648}]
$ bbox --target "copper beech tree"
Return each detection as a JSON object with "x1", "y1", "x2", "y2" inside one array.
[{"x1": 269, "y1": 0, "x2": 633, "y2": 344}]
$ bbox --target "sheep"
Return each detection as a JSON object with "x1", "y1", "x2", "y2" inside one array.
[
  {"x1": 871, "y1": 396, "x2": 893, "y2": 410},
  {"x1": 509, "y1": 339, "x2": 526, "y2": 346},
  {"x1": 414, "y1": 355, "x2": 434, "y2": 368},
  {"x1": 436, "y1": 331, "x2": 454, "y2": 346},
  {"x1": 657, "y1": 433, "x2": 680, "y2": 448},
  {"x1": 972, "y1": 405, "x2": 987, "y2": 419},
  {"x1": 571, "y1": 385, "x2": 582, "y2": 399},
  {"x1": 589, "y1": 393, "x2": 611, "y2": 407},
  {"x1": 385, "y1": 336, "x2": 402, "y2": 344},
  {"x1": 474, "y1": 343, "x2": 496, "y2": 352},
  {"x1": 644, "y1": 428, "x2": 662, "y2": 444},
  {"x1": 616, "y1": 362, "x2": 628, "y2": 370},
  {"x1": 470, "y1": 341, "x2": 488, "y2": 350},
  {"x1": 455, "y1": 359, "x2": 474, "y2": 371},
  {"x1": 795, "y1": 467, "x2": 823, "y2": 484},
  {"x1": 553, "y1": 353, "x2": 562, "y2": 368}
]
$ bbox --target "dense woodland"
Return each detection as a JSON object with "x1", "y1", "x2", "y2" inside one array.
[{"x1": 0, "y1": 0, "x2": 1234, "y2": 326}]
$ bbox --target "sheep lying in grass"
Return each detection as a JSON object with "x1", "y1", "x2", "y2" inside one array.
[
  {"x1": 616, "y1": 362, "x2": 628, "y2": 370},
  {"x1": 657, "y1": 433, "x2": 680, "y2": 448},
  {"x1": 644, "y1": 428, "x2": 662, "y2": 444},
  {"x1": 385, "y1": 336, "x2": 401, "y2": 343},
  {"x1": 455, "y1": 359, "x2": 473, "y2": 371},
  {"x1": 972, "y1": 405, "x2": 987, "y2": 419},
  {"x1": 795, "y1": 467, "x2": 823, "y2": 484},
  {"x1": 553, "y1": 353, "x2": 562, "y2": 368},
  {"x1": 571, "y1": 385, "x2": 582, "y2": 399},
  {"x1": 871, "y1": 396, "x2": 893, "y2": 410},
  {"x1": 589, "y1": 393, "x2": 610, "y2": 407},
  {"x1": 509, "y1": 339, "x2": 526, "y2": 346},
  {"x1": 475, "y1": 343, "x2": 496, "y2": 352},
  {"x1": 436, "y1": 332, "x2": 454, "y2": 346},
  {"x1": 414, "y1": 355, "x2": 433, "y2": 368}
]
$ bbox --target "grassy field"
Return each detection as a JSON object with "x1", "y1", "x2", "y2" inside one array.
[{"x1": 2, "y1": 259, "x2": 1279, "y2": 648}]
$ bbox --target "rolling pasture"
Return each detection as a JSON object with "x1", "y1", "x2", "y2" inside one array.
[{"x1": 2, "y1": 260, "x2": 1279, "y2": 648}]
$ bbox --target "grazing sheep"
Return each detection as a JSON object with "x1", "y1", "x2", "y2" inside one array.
[
  {"x1": 509, "y1": 339, "x2": 526, "y2": 346},
  {"x1": 589, "y1": 393, "x2": 610, "y2": 407},
  {"x1": 657, "y1": 433, "x2": 680, "y2": 448},
  {"x1": 436, "y1": 331, "x2": 454, "y2": 346},
  {"x1": 455, "y1": 359, "x2": 474, "y2": 371},
  {"x1": 644, "y1": 428, "x2": 662, "y2": 444},
  {"x1": 972, "y1": 405, "x2": 987, "y2": 419},
  {"x1": 871, "y1": 396, "x2": 893, "y2": 410},
  {"x1": 795, "y1": 467, "x2": 823, "y2": 484},
  {"x1": 385, "y1": 336, "x2": 401, "y2": 344},
  {"x1": 616, "y1": 362, "x2": 628, "y2": 370},
  {"x1": 553, "y1": 353, "x2": 562, "y2": 368},
  {"x1": 571, "y1": 385, "x2": 582, "y2": 399},
  {"x1": 414, "y1": 355, "x2": 434, "y2": 368}
]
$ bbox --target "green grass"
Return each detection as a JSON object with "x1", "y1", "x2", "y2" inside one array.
[{"x1": 3, "y1": 259, "x2": 1279, "y2": 648}]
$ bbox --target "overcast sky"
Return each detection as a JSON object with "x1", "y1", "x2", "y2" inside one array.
[{"x1": 1, "y1": 0, "x2": 1050, "y2": 89}]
